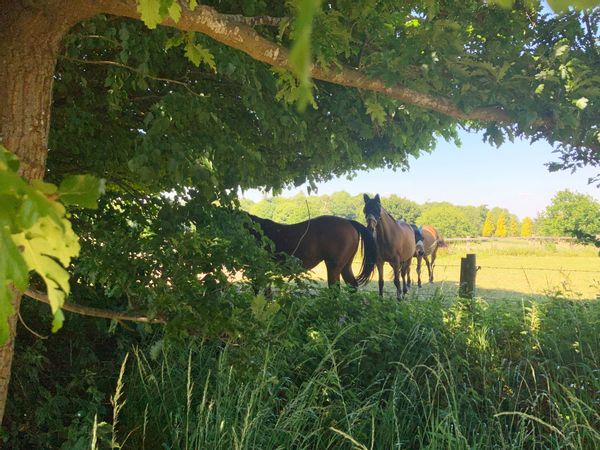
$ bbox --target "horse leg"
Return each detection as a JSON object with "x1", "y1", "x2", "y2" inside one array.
[
  {"x1": 341, "y1": 263, "x2": 358, "y2": 291},
  {"x1": 377, "y1": 261, "x2": 385, "y2": 296},
  {"x1": 429, "y1": 249, "x2": 437, "y2": 283},
  {"x1": 416, "y1": 255, "x2": 422, "y2": 288},
  {"x1": 392, "y1": 261, "x2": 403, "y2": 300},
  {"x1": 400, "y1": 260, "x2": 410, "y2": 296},
  {"x1": 325, "y1": 260, "x2": 342, "y2": 287},
  {"x1": 423, "y1": 256, "x2": 432, "y2": 283}
]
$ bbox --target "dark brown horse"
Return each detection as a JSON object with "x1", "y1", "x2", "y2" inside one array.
[
  {"x1": 363, "y1": 194, "x2": 416, "y2": 298},
  {"x1": 249, "y1": 214, "x2": 377, "y2": 287}
]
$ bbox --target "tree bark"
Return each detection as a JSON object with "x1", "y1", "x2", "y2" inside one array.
[{"x1": 0, "y1": 0, "x2": 99, "y2": 425}]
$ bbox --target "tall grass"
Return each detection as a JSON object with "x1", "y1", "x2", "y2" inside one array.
[{"x1": 100, "y1": 290, "x2": 600, "y2": 449}]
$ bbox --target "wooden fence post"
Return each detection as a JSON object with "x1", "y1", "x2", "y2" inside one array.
[{"x1": 459, "y1": 253, "x2": 477, "y2": 299}]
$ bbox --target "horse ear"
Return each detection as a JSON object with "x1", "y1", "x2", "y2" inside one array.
[
  {"x1": 375, "y1": 194, "x2": 380, "y2": 203},
  {"x1": 363, "y1": 193, "x2": 370, "y2": 203}
]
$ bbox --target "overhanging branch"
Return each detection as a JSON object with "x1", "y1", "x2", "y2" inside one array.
[
  {"x1": 25, "y1": 289, "x2": 167, "y2": 324},
  {"x1": 223, "y1": 14, "x2": 286, "y2": 27},
  {"x1": 96, "y1": 1, "x2": 522, "y2": 124}
]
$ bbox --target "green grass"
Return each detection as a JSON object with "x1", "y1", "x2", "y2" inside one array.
[
  {"x1": 96, "y1": 289, "x2": 600, "y2": 449},
  {"x1": 311, "y1": 239, "x2": 600, "y2": 300}
]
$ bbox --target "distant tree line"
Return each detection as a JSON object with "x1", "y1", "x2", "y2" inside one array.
[{"x1": 241, "y1": 190, "x2": 600, "y2": 239}]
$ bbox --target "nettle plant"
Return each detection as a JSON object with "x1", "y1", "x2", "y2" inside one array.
[{"x1": 0, "y1": 147, "x2": 104, "y2": 342}]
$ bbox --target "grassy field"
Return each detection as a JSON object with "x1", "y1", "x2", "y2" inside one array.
[{"x1": 311, "y1": 239, "x2": 600, "y2": 300}]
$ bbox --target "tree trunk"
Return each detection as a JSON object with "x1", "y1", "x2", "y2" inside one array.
[{"x1": 0, "y1": 0, "x2": 98, "y2": 425}]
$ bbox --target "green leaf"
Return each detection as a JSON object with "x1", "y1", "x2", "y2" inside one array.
[
  {"x1": 0, "y1": 228, "x2": 29, "y2": 292},
  {"x1": 0, "y1": 288, "x2": 13, "y2": 345},
  {"x1": 188, "y1": 0, "x2": 198, "y2": 10},
  {"x1": 12, "y1": 216, "x2": 81, "y2": 332},
  {"x1": 137, "y1": 0, "x2": 163, "y2": 29},
  {"x1": 365, "y1": 98, "x2": 386, "y2": 126},
  {"x1": 52, "y1": 309, "x2": 65, "y2": 333},
  {"x1": 58, "y1": 175, "x2": 105, "y2": 209},
  {"x1": 0, "y1": 146, "x2": 20, "y2": 172},
  {"x1": 165, "y1": 32, "x2": 185, "y2": 49},
  {"x1": 184, "y1": 41, "x2": 216, "y2": 72},
  {"x1": 289, "y1": 0, "x2": 322, "y2": 111},
  {"x1": 31, "y1": 180, "x2": 58, "y2": 195},
  {"x1": 487, "y1": 0, "x2": 514, "y2": 8},
  {"x1": 251, "y1": 294, "x2": 280, "y2": 322},
  {"x1": 0, "y1": 227, "x2": 29, "y2": 345},
  {"x1": 168, "y1": 1, "x2": 181, "y2": 22},
  {"x1": 573, "y1": 97, "x2": 588, "y2": 110}
]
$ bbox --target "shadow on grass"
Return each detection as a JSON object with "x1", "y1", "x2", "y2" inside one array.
[{"x1": 346, "y1": 279, "x2": 599, "y2": 302}]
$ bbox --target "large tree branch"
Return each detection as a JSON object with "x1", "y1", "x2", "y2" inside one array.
[
  {"x1": 95, "y1": 1, "x2": 517, "y2": 124},
  {"x1": 25, "y1": 289, "x2": 167, "y2": 324},
  {"x1": 221, "y1": 13, "x2": 286, "y2": 27}
]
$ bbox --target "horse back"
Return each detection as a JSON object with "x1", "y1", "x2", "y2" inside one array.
[
  {"x1": 394, "y1": 221, "x2": 417, "y2": 262},
  {"x1": 271, "y1": 216, "x2": 359, "y2": 269}
]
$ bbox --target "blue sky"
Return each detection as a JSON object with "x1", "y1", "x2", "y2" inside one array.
[{"x1": 243, "y1": 131, "x2": 600, "y2": 219}]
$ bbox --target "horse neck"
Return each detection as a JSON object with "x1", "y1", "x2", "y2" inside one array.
[{"x1": 377, "y1": 208, "x2": 398, "y2": 243}]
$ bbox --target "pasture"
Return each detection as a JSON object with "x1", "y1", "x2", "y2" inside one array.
[{"x1": 311, "y1": 238, "x2": 600, "y2": 300}]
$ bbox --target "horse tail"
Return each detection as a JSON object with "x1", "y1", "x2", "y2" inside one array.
[
  {"x1": 437, "y1": 237, "x2": 448, "y2": 248},
  {"x1": 349, "y1": 220, "x2": 377, "y2": 286}
]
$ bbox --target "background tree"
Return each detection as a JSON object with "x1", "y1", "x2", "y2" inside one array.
[
  {"x1": 482, "y1": 212, "x2": 496, "y2": 237},
  {"x1": 495, "y1": 213, "x2": 508, "y2": 237},
  {"x1": 521, "y1": 217, "x2": 535, "y2": 237},
  {"x1": 380, "y1": 195, "x2": 422, "y2": 223},
  {"x1": 330, "y1": 191, "x2": 358, "y2": 220},
  {"x1": 418, "y1": 203, "x2": 474, "y2": 238},
  {"x1": 509, "y1": 216, "x2": 519, "y2": 237},
  {"x1": 537, "y1": 190, "x2": 600, "y2": 237}
]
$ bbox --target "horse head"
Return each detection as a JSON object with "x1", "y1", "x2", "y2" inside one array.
[
  {"x1": 363, "y1": 193, "x2": 381, "y2": 236},
  {"x1": 415, "y1": 240, "x2": 425, "y2": 257}
]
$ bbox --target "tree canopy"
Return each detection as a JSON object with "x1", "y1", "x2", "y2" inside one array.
[{"x1": 538, "y1": 189, "x2": 600, "y2": 236}]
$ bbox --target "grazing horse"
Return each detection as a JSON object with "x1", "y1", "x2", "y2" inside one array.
[
  {"x1": 249, "y1": 214, "x2": 377, "y2": 288},
  {"x1": 363, "y1": 194, "x2": 416, "y2": 298},
  {"x1": 411, "y1": 224, "x2": 447, "y2": 287}
]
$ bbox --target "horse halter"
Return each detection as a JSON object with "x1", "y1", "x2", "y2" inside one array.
[
  {"x1": 363, "y1": 194, "x2": 382, "y2": 236},
  {"x1": 366, "y1": 213, "x2": 378, "y2": 228},
  {"x1": 364, "y1": 206, "x2": 381, "y2": 235}
]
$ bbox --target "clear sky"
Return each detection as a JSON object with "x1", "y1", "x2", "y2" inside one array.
[{"x1": 243, "y1": 131, "x2": 600, "y2": 220}]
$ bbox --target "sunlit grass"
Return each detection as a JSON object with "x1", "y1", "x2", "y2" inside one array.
[{"x1": 310, "y1": 239, "x2": 600, "y2": 299}]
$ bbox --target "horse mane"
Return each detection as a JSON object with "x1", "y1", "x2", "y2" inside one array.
[{"x1": 381, "y1": 206, "x2": 397, "y2": 223}]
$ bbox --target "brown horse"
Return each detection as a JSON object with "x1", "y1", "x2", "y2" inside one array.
[
  {"x1": 249, "y1": 214, "x2": 377, "y2": 287},
  {"x1": 363, "y1": 194, "x2": 416, "y2": 298},
  {"x1": 411, "y1": 224, "x2": 447, "y2": 287}
]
